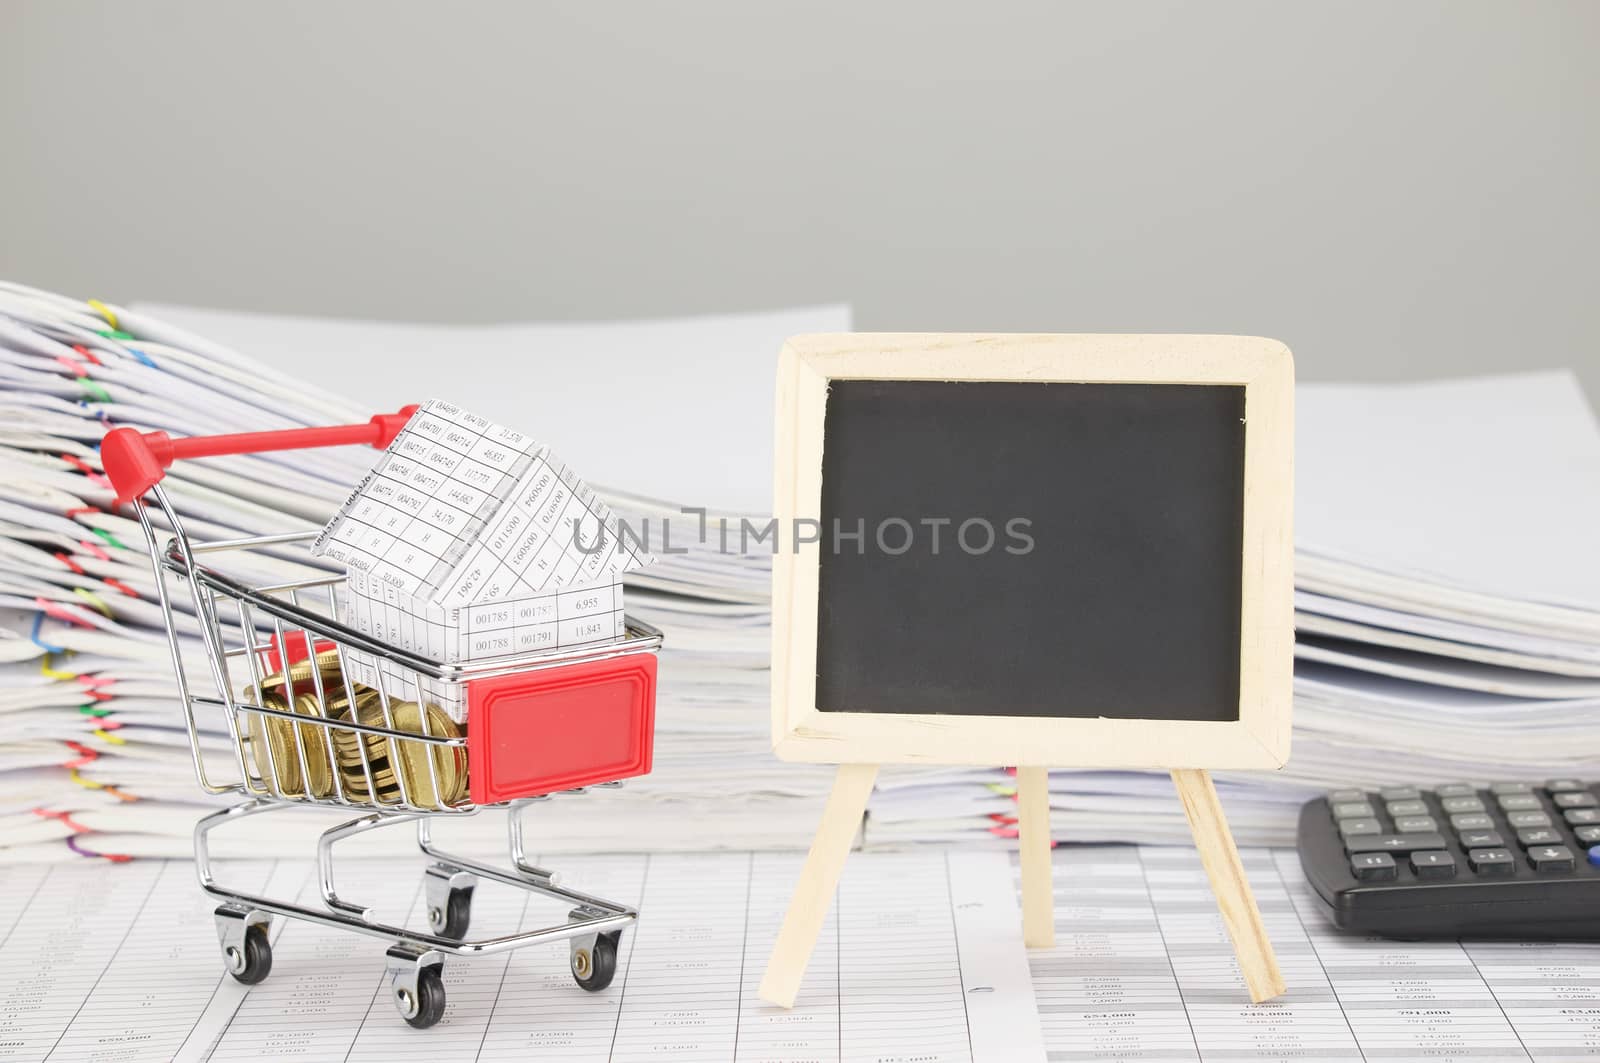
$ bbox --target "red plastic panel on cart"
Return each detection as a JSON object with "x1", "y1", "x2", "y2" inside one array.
[
  {"x1": 466, "y1": 654, "x2": 657, "y2": 804},
  {"x1": 265, "y1": 631, "x2": 336, "y2": 672}
]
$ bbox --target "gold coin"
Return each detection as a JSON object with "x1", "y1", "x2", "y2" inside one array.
[
  {"x1": 242, "y1": 689, "x2": 287, "y2": 793},
  {"x1": 242, "y1": 689, "x2": 339, "y2": 798},
  {"x1": 249, "y1": 650, "x2": 348, "y2": 700},
  {"x1": 334, "y1": 698, "x2": 467, "y2": 809}
]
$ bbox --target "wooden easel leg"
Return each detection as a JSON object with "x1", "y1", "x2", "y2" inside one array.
[
  {"x1": 759, "y1": 763, "x2": 878, "y2": 1008},
  {"x1": 1016, "y1": 766, "x2": 1055, "y2": 948},
  {"x1": 1171, "y1": 768, "x2": 1286, "y2": 1003}
]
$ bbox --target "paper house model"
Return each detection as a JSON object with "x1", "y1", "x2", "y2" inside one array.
[{"x1": 312, "y1": 399, "x2": 654, "y2": 718}]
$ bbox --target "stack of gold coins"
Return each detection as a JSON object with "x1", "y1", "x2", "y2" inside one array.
[
  {"x1": 332, "y1": 696, "x2": 468, "y2": 810},
  {"x1": 241, "y1": 691, "x2": 338, "y2": 800},
  {"x1": 240, "y1": 650, "x2": 355, "y2": 800}
]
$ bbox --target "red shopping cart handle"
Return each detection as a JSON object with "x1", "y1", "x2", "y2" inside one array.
[{"x1": 102, "y1": 405, "x2": 420, "y2": 505}]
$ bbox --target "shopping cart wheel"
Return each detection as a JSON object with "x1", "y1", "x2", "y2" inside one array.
[
  {"x1": 398, "y1": 965, "x2": 446, "y2": 1029},
  {"x1": 570, "y1": 930, "x2": 621, "y2": 992},
  {"x1": 229, "y1": 924, "x2": 272, "y2": 985},
  {"x1": 215, "y1": 905, "x2": 272, "y2": 985},
  {"x1": 424, "y1": 864, "x2": 475, "y2": 940},
  {"x1": 386, "y1": 944, "x2": 446, "y2": 1029},
  {"x1": 430, "y1": 886, "x2": 473, "y2": 939}
]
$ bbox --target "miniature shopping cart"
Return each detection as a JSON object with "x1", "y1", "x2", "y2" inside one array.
[{"x1": 101, "y1": 410, "x2": 662, "y2": 1029}]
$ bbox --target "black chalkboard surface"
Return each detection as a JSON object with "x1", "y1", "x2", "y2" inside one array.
[{"x1": 815, "y1": 379, "x2": 1247, "y2": 721}]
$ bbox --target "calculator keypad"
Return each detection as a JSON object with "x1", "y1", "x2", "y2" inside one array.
[{"x1": 1327, "y1": 780, "x2": 1600, "y2": 882}]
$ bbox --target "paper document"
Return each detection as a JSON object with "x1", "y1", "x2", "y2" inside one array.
[
  {"x1": 136, "y1": 302, "x2": 854, "y2": 515},
  {"x1": 1298, "y1": 371, "x2": 1600, "y2": 613},
  {"x1": 313, "y1": 399, "x2": 650, "y2": 603},
  {"x1": 8, "y1": 843, "x2": 1598, "y2": 1061},
  {"x1": 0, "y1": 850, "x2": 1042, "y2": 1063},
  {"x1": 1033, "y1": 845, "x2": 1600, "y2": 1061}
]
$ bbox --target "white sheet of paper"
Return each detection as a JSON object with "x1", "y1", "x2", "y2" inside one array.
[
  {"x1": 0, "y1": 850, "x2": 1042, "y2": 1063},
  {"x1": 134, "y1": 302, "x2": 853, "y2": 515},
  {"x1": 1028, "y1": 845, "x2": 1600, "y2": 1062},
  {"x1": 22, "y1": 844, "x2": 1598, "y2": 1063},
  {"x1": 1297, "y1": 370, "x2": 1600, "y2": 613},
  {"x1": 313, "y1": 399, "x2": 650, "y2": 602}
]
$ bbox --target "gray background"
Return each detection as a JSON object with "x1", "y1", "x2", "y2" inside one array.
[{"x1": 3, "y1": 1, "x2": 1597, "y2": 399}]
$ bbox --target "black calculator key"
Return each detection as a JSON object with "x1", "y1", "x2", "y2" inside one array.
[
  {"x1": 1339, "y1": 818, "x2": 1381, "y2": 837},
  {"x1": 1458, "y1": 829, "x2": 1504, "y2": 848},
  {"x1": 1529, "y1": 845, "x2": 1576, "y2": 872},
  {"x1": 1490, "y1": 782, "x2": 1533, "y2": 795},
  {"x1": 1554, "y1": 791, "x2": 1599, "y2": 809},
  {"x1": 1409, "y1": 851, "x2": 1456, "y2": 879},
  {"x1": 1327, "y1": 788, "x2": 1367, "y2": 803},
  {"x1": 1395, "y1": 816, "x2": 1438, "y2": 833},
  {"x1": 1379, "y1": 786, "x2": 1421, "y2": 802},
  {"x1": 1575, "y1": 826, "x2": 1600, "y2": 845},
  {"x1": 1387, "y1": 800, "x2": 1428, "y2": 817},
  {"x1": 1440, "y1": 796, "x2": 1486, "y2": 814},
  {"x1": 1450, "y1": 814, "x2": 1495, "y2": 831},
  {"x1": 1564, "y1": 808, "x2": 1600, "y2": 826},
  {"x1": 1350, "y1": 852, "x2": 1398, "y2": 881},
  {"x1": 1347, "y1": 833, "x2": 1447, "y2": 855},
  {"x1": 1468, "y1": 848, "x2": 1515, "y2": 875},
  {"x1": 1517, "y1": 828, "x2": 1563, "y2": 848},
  {"x1": 1497, "y1": 794, "x2": 1542, "y2": 812},
  {"x1": 1546, "y1": 779, "x2": 1586, "y2": 793},
  {"x1": 1333, "y1": 801, "x2": 1376, "y2": 819},
  {"x1": 1507, "y1": 811, "x2": 1553, "y2": 829}
]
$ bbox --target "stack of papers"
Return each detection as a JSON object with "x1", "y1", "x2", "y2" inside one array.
[
  {"x1": 4, "y1": 284, "x2": 1596, "y2": 860},
  {"x1": 0, "y1": 283, "x2": 849, "y2": 862},
  {"x1": 0, "y1": 282, "x2": 375, "y2": 857}
]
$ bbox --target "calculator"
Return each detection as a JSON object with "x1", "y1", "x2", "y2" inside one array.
[{"x1": 1296, "y1": 779, "x2": 1600, "y2": 939}]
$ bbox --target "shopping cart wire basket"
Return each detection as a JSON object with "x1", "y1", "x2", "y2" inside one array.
[{"x1": 102, "y1": 409, "x2": 662, "y2": 1028}]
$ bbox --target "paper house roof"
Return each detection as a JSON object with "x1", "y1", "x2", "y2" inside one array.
[{"x1": 312, "y1": 399, "x2": 653, "y2": 606}]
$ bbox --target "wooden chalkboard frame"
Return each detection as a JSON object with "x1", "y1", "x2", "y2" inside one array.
[
  {"x1": 771, "y1": 333, "x2": 1294, "y2": 769},
  {"x1": 761, "y1": 333, "x2": 1296, "y2": 1010}
]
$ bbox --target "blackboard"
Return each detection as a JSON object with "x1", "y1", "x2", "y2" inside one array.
[{"x1": 814, "y1": 379, "x2": 1247, "y2": 721}]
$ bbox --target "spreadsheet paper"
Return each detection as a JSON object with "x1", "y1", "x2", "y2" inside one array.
[
  {"x1": 3, "y1": 846, "x2": 1599, "y2": 1061},
  {"x1": 1032, "y1": 846, "x2": 1600, "y2": 1061},
  {"x1": 0, "y1": 850, "x2": 1042, "y2": 1063},
  {"x1": 312, "y1": 398, "x2": 649, "y2": 606}
]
